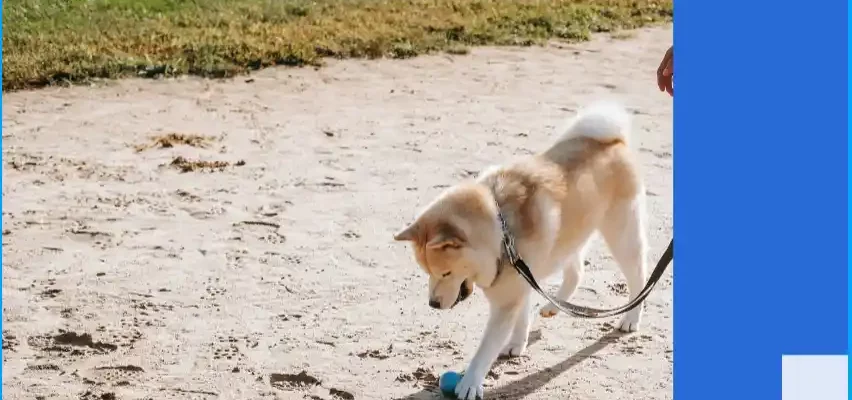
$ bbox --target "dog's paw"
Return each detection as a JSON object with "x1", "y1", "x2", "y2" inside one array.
[
  {"x1": 500, "y1": 341, "x2": 527, "y2": 357},
  {"x1": 616, "y1": 313, "x2": 642, "y2": 333},
  {"x1": 455, "y1": 373, "x2": 484, "y2": 400},
  {"x1": 539, "y1": 303, "x2": 560, "y2": 318}
]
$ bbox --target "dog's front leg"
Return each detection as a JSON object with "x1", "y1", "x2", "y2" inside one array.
[{"x1": 456, "y1": 302, "x2": 522, "y2": 400}]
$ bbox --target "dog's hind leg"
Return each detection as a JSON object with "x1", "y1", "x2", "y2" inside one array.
[
  {"x1": 539, "y1": 244, "x2": 588, "y2": 318},
  {"x1": 501, "y1": 294, "x2": 532, "y2": 357},
  {"x1": 599, "y1": 195, "x2": 648, "y2": 332}
]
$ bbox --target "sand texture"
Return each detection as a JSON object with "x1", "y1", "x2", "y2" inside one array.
[{"x1": 2, "y1": 27, "x2": 672, "y2": 400}]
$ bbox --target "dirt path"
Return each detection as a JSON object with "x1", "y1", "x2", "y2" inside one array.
[{"x1": 2, "y1": 26, "x2": 672, "y2": 400}]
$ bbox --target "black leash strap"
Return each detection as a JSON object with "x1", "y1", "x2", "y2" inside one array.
[{"x1": 507, "y1": 232, "x2": 673, "y2": 319}]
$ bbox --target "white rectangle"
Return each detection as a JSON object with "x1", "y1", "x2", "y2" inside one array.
[{"x1": 782, "y1": 355, "x2": 847, "y2": 400}]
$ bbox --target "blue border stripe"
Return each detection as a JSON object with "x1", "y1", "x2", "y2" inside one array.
[{"x1": 676, "y1": 1, "x2": 848, "y2": 399}]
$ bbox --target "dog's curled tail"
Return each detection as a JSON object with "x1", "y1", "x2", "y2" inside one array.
[{"x1": 560, "y1": 101, "x2": 631, "y2": 144}]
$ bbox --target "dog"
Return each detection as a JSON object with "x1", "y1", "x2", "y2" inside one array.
[{"x1": 393, "y1": 101, "x2": 649, "y2": 400}]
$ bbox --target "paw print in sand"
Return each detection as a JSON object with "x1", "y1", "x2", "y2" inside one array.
[
  {"x1": 201, "y1": 278, "x2": 228, "y2": 302},
  {"x1": 97, "y1": 325, "x2": 143, "y2": 349},
  {"x1": 77, "y1": 365, "x2": 145, "y2": 387},
  {"x1": 208, "y1": 333, "x2": 260, "y2": 368},
  {"x1": 213, "y1": 342, "x2": 242, "y2": 362}
]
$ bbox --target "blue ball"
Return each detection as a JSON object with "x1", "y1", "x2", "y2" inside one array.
[{"x1": 439, "y1": 371, "x2": 463, "y2": 397}]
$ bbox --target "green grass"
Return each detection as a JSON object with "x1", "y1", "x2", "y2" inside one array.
[{"x1": 2, "y1": 0, "x2": 672, "y2": 91}]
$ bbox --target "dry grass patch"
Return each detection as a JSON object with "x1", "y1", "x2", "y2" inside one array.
[
  {"x1": 168, "y1": 156, "x2": 245, "y2": 173},
  {"x1": 3, "y1": 0, "x2": 672, "y2": 91},
  {"x1": 135, "y1": 133, "x2": 216, "y2": 152}
]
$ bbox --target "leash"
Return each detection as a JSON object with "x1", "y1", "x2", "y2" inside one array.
[{"x1": 500, "y1": 212, "x2": 673, "y2": 319}]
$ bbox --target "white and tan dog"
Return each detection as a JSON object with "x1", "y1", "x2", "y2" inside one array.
[{"x1": 394, "y1": 102, "x2": 648, "y2": 400}]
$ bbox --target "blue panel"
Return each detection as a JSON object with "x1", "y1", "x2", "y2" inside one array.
[{"x1": 675, "y1": 1, "x2": 848, "y2": 399}]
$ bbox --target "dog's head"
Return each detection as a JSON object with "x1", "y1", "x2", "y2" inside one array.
[{"x1": 394, "y1": 184, "x2": 502, "y2": 310}]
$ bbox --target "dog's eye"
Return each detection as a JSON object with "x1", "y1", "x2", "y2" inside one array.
[{"x1": 441, "y1": 272, "x2": 451, "y2": 278}]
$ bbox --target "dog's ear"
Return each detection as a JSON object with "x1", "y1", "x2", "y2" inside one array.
[
  {"x1": 425, "y1": 222, "x2": 467, "y2": 250},
  {"x1": 393, "y1": 223, "x2": 419, "y2": 242}
]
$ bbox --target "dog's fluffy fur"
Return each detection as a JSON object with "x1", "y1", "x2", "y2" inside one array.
[{"x1": 394, "y1": 101, "x2": 648, "y2": 400}]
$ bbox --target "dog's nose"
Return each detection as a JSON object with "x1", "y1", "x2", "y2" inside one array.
[{"x1": 428, "y1": 299, "x2": 441, "y2": 309}]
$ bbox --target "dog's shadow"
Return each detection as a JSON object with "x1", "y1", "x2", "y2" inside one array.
[{"x1": 393, "y1": 329, "x2": 627, "y2": 400}]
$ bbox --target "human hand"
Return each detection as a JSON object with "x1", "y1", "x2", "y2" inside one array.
[{"x1": 657, "y1": 45, "x2": 673, "y2": 96}]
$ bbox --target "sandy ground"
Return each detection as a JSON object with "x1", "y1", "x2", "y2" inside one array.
[{"x1": 2, "y1": 26, "x2": 672, "y2": 400}]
